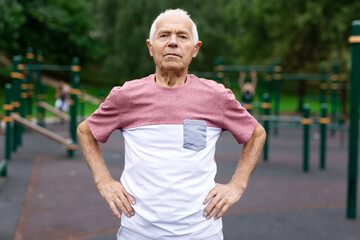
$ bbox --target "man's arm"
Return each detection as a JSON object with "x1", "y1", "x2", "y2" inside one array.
[
  {"x1": 77, "y1": 121, "x2": 136, "y2": 218},
  {"x1": 251, "y1": 70, "x2": 258, "y2": 87},
  {"x1": 238, "y1": 71, "x2": 246, "y2": 88},
  {"x1": 203, "y1": 123, "x2": 266, "y2": 220}
]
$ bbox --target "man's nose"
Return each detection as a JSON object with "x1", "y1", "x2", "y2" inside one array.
[{"x1": 167, "y1": 35, "x2": 178, "y2": 48}]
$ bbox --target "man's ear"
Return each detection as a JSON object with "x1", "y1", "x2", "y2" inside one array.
[
  {"x1": 146, "y1": 39, "x2": 153, "y2": 57},
  {"x1": 192, "y1": 41, "x2": 202, "y2": 58}
]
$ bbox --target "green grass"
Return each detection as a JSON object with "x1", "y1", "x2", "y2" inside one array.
[
  {"x1": 276, "y1": 94, "x2": 331, "y2": 114},
  {"x1": 235, "y1": 90, "x2": 342, "y2": 116}
]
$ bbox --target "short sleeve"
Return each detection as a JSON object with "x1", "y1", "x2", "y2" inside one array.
[
  {"x1": 87, "y1": 87, "x2": 122, "y2": 143},
  {"x1": 222, "y1": 89, "x2": 258, "y2": 144}
]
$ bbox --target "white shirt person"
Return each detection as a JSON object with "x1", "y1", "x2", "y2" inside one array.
[{"x1": 77, "y1": 8, "x2": 266, "y2": 240}]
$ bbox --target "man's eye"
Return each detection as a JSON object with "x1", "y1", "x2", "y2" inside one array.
[
  {"x1": 160, "y1": 34, "x2": 168, "y2": 38},
  {"x1": 179, "y1": 35, "x2": 187, "y2": 39}
]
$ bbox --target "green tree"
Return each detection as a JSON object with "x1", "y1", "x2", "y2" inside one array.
[
  {"x1": 0, "y1": 0, "x2": 102, "y2": 64},
  {"x1": 99, "y1": 0, "x2": 231, "y2": 84},
  {"x1": 221, "y1": 0, "x2": 360, "y2": 73},
  {"x1": 3, "y1": 0, "x2": 358, "y2": 87},
  {"x1": 0, "y1": 0, "x2": 25, "y2": 53}
]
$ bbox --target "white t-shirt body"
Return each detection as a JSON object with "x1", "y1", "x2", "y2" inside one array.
[{"x1": 87, "y1": 74, "x2": 258, "y2": 239}]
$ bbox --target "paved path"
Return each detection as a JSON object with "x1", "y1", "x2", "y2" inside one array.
[{"x1": 1, "y1": 123, "x2": 359, "y2": 240}]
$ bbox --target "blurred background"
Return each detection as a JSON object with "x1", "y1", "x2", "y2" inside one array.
[
  {"x1": 1, "y1": 0, "x2": 359, "y2": 87},
  {"x1": 1, "y1": 0, "x2": 360, "y2": 119},
  {"x1": 1, "y1": 2, "x2": 360, "y2": 239}
]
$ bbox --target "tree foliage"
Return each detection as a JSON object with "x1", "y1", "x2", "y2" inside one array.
[
  {"x1": 98, "y1": 0, "x2": 231, "y2": 84},
  {"x1": 0, "y1": 0, "x2": 25, "y2": 52},
  {"x1": 1, "y1": 0, "x2": 359, "y2": 85},
  {"x1": 221, "y1": 0, "x2": 360, "y2": 73},
  {"x1": 99, "y1": 0, "x2": 360, "y2": 83},
  {"x1": 0, "y1": 0, "x2": 101, "y2": 64}
]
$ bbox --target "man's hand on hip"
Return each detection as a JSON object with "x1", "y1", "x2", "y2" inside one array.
[
  {"x1": 203, "y1": 183, "x2": 244, "y2": 220},
  {"x1": 96, "y1": 178, "x2": 136, "y2": 218}
]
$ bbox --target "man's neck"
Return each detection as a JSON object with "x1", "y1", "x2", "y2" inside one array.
[{"x1": 155, "y1": 69, "x2": 188, "y2": 88}]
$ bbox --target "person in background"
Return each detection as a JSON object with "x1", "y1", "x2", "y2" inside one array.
[
  {"x1": 238, "y1": 70, "x2": 258, "y2": 103},
  {"x1": 55, "y1": 81, "x2": 70, "y2": 113}
]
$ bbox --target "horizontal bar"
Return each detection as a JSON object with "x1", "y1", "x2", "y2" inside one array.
[
  {"x1": 281, "y1": 74, "x2": 331, "y2": 81},
  {"x1": 12, "y1": 114, "x2": 76, "y2": 149},
  {"x1": 266, "y1": 122, "x2": 347, "y2": 130},
  {"x1": 22, "y1": 64, "x2": 72, "y2": 71},
  {"x1": 256, "y1": 115, "x2": 303, "y2": 122},
  {"x1": 221, "y1": 65, "x2": 270, "y2": 72},
  {"x1": 189, "y1": 71, "x2": 215, "y2": 78},
  {"x1": 37, "y1": 101, "x2": 70, "y2": 121},
  {"x1": 302, "y1": 95, "x2": 341, "y2": 102}
]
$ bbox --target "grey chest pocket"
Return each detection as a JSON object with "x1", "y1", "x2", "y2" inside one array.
[{"x1": 183, "y1": 119, "x2": 207, "y2": 151}]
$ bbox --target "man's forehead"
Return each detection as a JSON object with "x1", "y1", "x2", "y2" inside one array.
[{"x1": 156, "y1": 14, "x2": 193, "y2": 34}]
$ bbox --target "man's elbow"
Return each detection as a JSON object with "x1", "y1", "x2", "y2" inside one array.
[
  {"x1": 258, "y1": 123, "x2": 266, "y2": 137},
  {"x1": 77, "y1": 120, "x2": 89, "y2": 138},
  {"x1": 253, "y1": 123, "x2": 267, "y2": 143}
]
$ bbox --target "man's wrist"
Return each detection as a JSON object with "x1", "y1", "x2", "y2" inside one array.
[
  {"x1": 229, "y1": 179, "x2": 247, "y2": 192},
  {"x1": 94, "y1": 174, "x2": 113, "y2": 186}
]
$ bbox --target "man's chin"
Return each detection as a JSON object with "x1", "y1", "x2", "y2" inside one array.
[{"x1": 161, "y1": 64, "x2": 185, "y2": 72}]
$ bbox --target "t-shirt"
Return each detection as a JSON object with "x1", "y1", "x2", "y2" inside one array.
[{"x1": 87, "y1": 74, "x2": 258, "y2": 240}]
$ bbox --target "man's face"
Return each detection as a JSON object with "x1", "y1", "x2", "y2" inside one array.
[{"x1": 146, "y1": 14, "x2": 202, "y2": 73}]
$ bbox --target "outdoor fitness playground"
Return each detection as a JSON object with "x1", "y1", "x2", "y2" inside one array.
[{"x1": 1, "y1": 20, "x2": 360, "y2": 240}]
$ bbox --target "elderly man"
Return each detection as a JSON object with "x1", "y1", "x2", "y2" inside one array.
[{"x1": 77, "y1": 8, "x2": 266, "y2": 240}]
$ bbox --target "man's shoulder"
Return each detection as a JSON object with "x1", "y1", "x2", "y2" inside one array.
[
  {"x1": 107, "y1": 75, "x2": 153, "y2": 100},
  {"x1": 122, "y1": 74, "x2": 154, "y2": 89},
  {"x1": 190, "y1": 74, "x2": 227, "y2": 92}
]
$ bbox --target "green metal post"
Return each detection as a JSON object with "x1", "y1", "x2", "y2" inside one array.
[
  {"x1": 339, "y1": 78, "x2": 346, "y2": 142},
  {"x1": 262, "y1": 93, "x2": 271, "y2": 162},
  {"x1": 243, "y1": 94, "x2": 253, "y2": 115},
  {"x1": 266, "y1": 62, "x2": 273, "y2": 99},
  {"x1": 4, "y1": 84, "x2": 13, "y2": 160},
  {"x1": 18, "y1": 57, "x2": 26, "y2": 138},
  {"x1": 302, "y1": 104, "x2": 311, "y2": 172},
  {"x1": 273, "y1": 59, "x2": 282, "y2": 136},
  {"x1": 319, "y1": 103, "x2": 328, "y2": 169},
  {"x1": 258, "y1": 75, "x2": 265, "y2": 103},
  {"x1": 0, "y1": 158, "x2": 7, "y2": 177},
  {"x1": 26, "y1": 47, "x2": 35, "y2": 120},
  {"x1": 1, "y1": 84, "x2": 13, "y2": 177},
  {"x1": 79, "y1": 85, "x2": 86, "y2": 122},
  {"x1": 41, "y1": 81, "x2": 47, "y2": 122},
  {"x1": 11, "y1": 56, "x2": 22, "y2": 151},
  {"x1": 36, "y1": 50, "x2": 45, "y2": 127},
  {"x1": 330, "y1": 61, "x2": 339, "y2": 136},
  {"x1": 98, "y1": 89, "x2": 105, "y2": 102},
  {"x1": 69, "y1": 57, "x2": 81, "y2": 157},
  {"x1": 214, "y1": 57, "x2": 224, "y2": 84},
  {"x1": 320, "y1": 63, "x2": 327, "y2": 105},
  {"x1": 347, "y1": 20, "x2": 360, "y2": 220}
]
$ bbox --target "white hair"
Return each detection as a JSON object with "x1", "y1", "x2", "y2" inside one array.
[{"x1": 148, "y1": 9, "x2": 199, "y2": 46}]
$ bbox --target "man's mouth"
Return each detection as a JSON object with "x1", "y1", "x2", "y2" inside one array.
[{"x1": 165, "y1": 53, "x2": 181, "y2": 57}]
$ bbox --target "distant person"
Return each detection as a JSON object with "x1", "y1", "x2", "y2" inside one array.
[
  {"x1": 77, "y1": 8, "x2": 266, "y2": 240},
  {"x1": 55, "y1": 81, "x2": 70, "y2": 112},
  {"x1": 238, "y1": 70, "x2": 258, "y2": 103}
]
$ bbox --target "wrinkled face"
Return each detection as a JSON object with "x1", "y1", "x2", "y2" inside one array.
[{"x1": 146, "y1": 13, "x2": 202, "y2": 73}]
